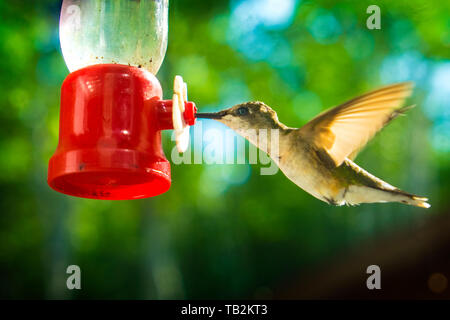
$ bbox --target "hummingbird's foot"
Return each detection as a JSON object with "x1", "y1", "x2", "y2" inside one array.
[{"x1": 323, "y1": 196, "x2": 339, "y2": 206}]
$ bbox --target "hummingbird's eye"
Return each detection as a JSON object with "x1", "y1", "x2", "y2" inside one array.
[{"x1": 236, "y1": 107, "x2": 249, "y2": 116}]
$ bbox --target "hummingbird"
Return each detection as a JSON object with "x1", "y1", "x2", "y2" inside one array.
[{"x1": 196, "y1": 82, "x2": 430, "y2": 208}]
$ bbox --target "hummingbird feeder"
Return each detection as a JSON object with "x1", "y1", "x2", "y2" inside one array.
[{"x1": 48, "y1": 0, "x2": 196, "y2": 200}]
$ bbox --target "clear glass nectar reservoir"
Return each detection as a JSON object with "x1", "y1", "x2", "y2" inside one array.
[{"x1": 60, "y1": 0, "x2": 168, "y2": 74}]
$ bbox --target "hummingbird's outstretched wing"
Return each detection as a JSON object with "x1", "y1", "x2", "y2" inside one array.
[{"x1": 299, "y1": 82, "x2": 414, "y2": 166}]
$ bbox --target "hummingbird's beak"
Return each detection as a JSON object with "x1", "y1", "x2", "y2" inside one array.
[{"x1": 195, "y1": 111, "x2": 225, "y2": 119}]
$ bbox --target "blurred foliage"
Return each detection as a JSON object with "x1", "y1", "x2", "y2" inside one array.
[{"x1": 0, "y1": 0, "x2": 449, "y2": 299}]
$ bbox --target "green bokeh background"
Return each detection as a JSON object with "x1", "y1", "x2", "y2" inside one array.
[{"x1": 0, "y1": 0, "x2": 449, "y2": 299}]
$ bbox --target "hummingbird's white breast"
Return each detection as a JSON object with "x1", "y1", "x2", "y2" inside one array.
[{"x1": 275, "y1": 131, "x2": 346, "y2": 205}]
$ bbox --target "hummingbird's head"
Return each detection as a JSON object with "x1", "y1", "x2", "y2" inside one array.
[{"x1": 196, "y1": 102, "x2": 280, "y2": 133}]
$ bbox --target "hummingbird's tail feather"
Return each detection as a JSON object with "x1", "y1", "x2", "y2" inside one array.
[
  {"x1": 409, "y1": 195, "x2": 431, "y2": 208},
  {"x1": 338, "y1": 159, "x2": 430, "y2": 208},
  {"x1": 344, "y1": 185, "x2": 430, "y2": 208},
  {"x1": 379, "y1": 188, "x2": 430, "y2": 208}
]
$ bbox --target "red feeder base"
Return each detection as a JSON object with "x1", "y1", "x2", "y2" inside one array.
[{"x1": 48, "y1": 64, "x2": 195, "y2": 200}]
